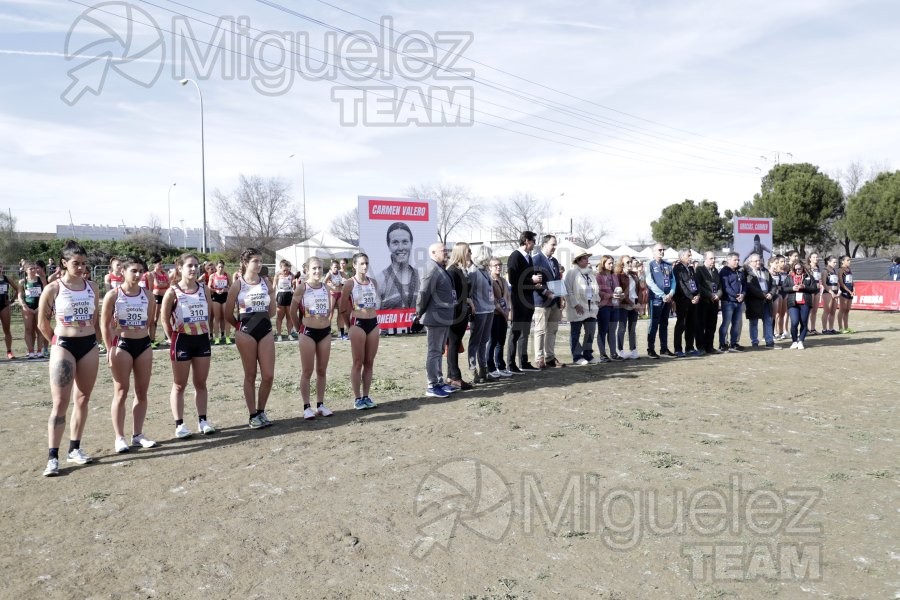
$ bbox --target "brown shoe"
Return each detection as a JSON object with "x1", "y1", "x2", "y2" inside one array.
[
  {"x1": 449, "y1": 378, "x2": 474, "y2": 391},
  {"x1": 534, "y1": 358, "x2": 547, "y2": 369},
  {"x1": 547, "y1": 358, "x2": 566, "y2": 368}
]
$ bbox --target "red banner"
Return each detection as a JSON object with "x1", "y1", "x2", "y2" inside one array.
[
  {"x1": 850, "y1": 281, "x2": 900, "y2": 311},
  {"x1": 376, "y1": 308, "x2": 416, "y2": 329},
  {"x1": 736, "y1": 218, "x2": 771, "y2": 234},
  {"x1": 367, "y1": 199, "x2": 430, "y2": 221}
]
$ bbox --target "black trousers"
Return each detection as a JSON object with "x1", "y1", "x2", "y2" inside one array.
[
  {"x1": 695, "y1": 300, "x2": 719, "y2": 352},
  {"x1": 674, "y1": 296, "x2": 697, "y2": 352}
]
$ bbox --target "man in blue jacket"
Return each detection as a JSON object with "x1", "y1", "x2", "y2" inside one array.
[
  {"x1": 646, "y1": 243, "x2": 676, "y2": 358},
  {"x1": 718, "y1": 252, "x2": 746, "y2": 351}
]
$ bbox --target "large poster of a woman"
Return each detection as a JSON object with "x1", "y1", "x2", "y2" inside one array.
[{"x1": 357, "y1": 196, "x2": 437, "y2": 329}]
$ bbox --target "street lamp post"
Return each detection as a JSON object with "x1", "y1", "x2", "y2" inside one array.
[
  {"x1": 288, "y1": 153, "x2": 307, "y2": 237},
  {"x1": 167, "y1": 182, "x2": 176, "y2": 246},
  {"x1": 180, "y1": 79, "x2": 207, "y2": 253}
]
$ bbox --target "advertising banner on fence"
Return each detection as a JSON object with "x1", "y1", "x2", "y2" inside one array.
[
  {"x1": 358, "y1": 195, "x2": 437, "y2": 329},
  {"x1": 850, "y1": 281, "x2": 900, "y2": 311},
  {"x1": 733, "y1": 217, "x2": 774, "y2": 264}
]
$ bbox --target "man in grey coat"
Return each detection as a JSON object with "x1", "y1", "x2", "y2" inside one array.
[{"x1": 415, "y1": 242, "x2": 456, "y2": 398}]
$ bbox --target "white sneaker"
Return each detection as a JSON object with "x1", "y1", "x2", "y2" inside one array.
[
  {"x1": 43, "y1": 458, "x2": 59, "y2": 477},
  {"x1": 488, "y1": 370, "x2": 503, "y2": 378},
  {"x1": 114, "y1": 436, "x2": 130, "y2": 453},
  {"x1": 574, "y1": 358, "x2": 589, "y2": 366},
  {"x1": 198, "y1": 419, "x2": 216, "y2": 434},
  {"x1": 303, "y1": 407, "x2": 316, "y2": 420},
  {"x1": 175, "y1": 423, "x2": 192, "y2": 438},
  {"x1": 131, "y1": 433, "x2": 158, "y2": 448},
  {"x1": 498, "y1": 369, "x2": 514, "y2": 377},
  {"x1": 66, "y1": 448, "x2": 92, "y2": 465},
  {"x1": 630, "y1": 349, "x2": 640, "y2": 359},
  {"x1": 317, "y1": 404, "x2": 334, "y2": 417},
  {"x1": 790, "y1": 342, "x2": 799, "y2": 350},
  {"x1": 797, "y1": 341, "x2": 805, "y2": 350}
]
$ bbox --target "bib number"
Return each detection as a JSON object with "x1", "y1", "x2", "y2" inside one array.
[
  {"x1": 64, "y1": 301, "x2": 92, "y2": 323},
  {"x1": 182, "y1": 301, "x2": 207, "y2": 323},
  {"x1": 27, "y1": 287, "x2": 41, "y2": 298}
]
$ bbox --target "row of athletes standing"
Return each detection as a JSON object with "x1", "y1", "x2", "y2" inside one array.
[{"x1": 37, "y1": 241, "x2": 384, "y2": 478}]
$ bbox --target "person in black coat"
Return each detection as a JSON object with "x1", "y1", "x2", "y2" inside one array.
[
  {"x1": 672, "y1": 249, "x2": 700, "y2": 356},
  {"x1": 781, "y1": 260, "x2": 819, "y2": 349},
  {"x1": 744, "y1": 253, "x2": 777, "y2": 348},
  {"x1": 445, "y1": 243, "x2": 473, "y2": 389},
  {"x1": 694, "y1": 251, "x2": 722, "y2": 354},
  {"x1": 506, "y1": 231, "x2": 541, "y2": 372}
]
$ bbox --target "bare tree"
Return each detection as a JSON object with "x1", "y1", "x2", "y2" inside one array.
[
  {"x1": 147, "y1": 213, "x2": 163, "y2": 238},
  {"x1": 570, "y1": 216, "x2": 609, "y2": 248},
  {"x1": 0, "y1": 211, "x2": 22, "y2": 264},
  {"x1": 492, "y1": 192, "x2": 548, "y2": 243},
  {"x1": 329, "y1": 208, "x2": 359, "y2": 245},
  {"x1": 212, "y1": 175, "x2": 305, "y2": 251},
  {"x1": 404, "y1": 183, "x2": 480, "y2": 244}
]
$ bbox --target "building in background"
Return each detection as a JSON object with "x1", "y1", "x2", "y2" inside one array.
[{"x1": 55, "y1": 224, "x2": 220, "y2": 251}]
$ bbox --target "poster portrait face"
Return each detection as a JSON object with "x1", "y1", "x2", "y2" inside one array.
[{"x1": 386, "y1": 222, "x2": 413, "y2": 267}]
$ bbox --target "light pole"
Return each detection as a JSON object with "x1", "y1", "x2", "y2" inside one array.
[
  {"x1": 180, "y1": 78, "x2": 207, "y2": 253},
  {"x1": 167, "y1": 182, "x2": 176, "y2": 246},
  {"x1": 289, "y1": 153, "x2": 307, "y2": 237}
]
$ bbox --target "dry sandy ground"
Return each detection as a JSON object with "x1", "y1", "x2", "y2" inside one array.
[{"x1": 0, "y1": 311, "x2": 898, "y2": 600}]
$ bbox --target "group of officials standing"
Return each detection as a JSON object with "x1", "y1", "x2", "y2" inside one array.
[{"x1": 414, "y1": 233, "x2": 858, "y2": 395}]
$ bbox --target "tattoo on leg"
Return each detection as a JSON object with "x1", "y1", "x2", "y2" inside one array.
[
  {"x1": 50, "y1": 415, "x2": 66, "y2": 428},
  {"x1": 51, "y1": 360, "x2": 75, "y2": 388}
]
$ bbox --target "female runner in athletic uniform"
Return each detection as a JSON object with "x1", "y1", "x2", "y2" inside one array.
[
  {"x1": 18, "y1": 262, "x2": 45, "y2": 359},
  {"x1": 820, "y1": 256, "x2": 840, "y2": 334},
  {"x1": 209, "y1": 260, "x2": 231, "y2": 344},
  {"x1": 37, "y1": 241, "x2": 100, "y2": 476},
  {"x1": 290, "y1": 256, "x2": 335, "y2": 420},
  {"x1": 225, "y1": 248, "x2": 276, "y2": 429},
  {"x1": 806, "y1": 253, "x2": 822, "y2": 336},
  {"x1": 340, "y1": 253, "x2": 381, "y2": 410},
  {"x1": 0, "y1": 263, "x2": 19, "y2": 359},
  {"x1": 326, "y1": 260, "x2": 348, "y2": 340},
  {"x1": 161, "y1": 253, "x2": 216, "y2": 438},
  {"x1": 144, "y1": 256, "x2": 170, "y2": 348},
  {"x1": 274, "y1": 260, "x2": 295, "y2": 341},
  {"x1": 837, "y1": 255, "x2": 855, "y2": 333},
  {"x1": 104, "y1": 257, "x2": 124, "y2": 292},
  {"x1": 100, "y1": 255, "x2": 157, "y2": 453}
]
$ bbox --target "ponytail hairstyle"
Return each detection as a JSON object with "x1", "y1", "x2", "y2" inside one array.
[
  {"x1": 120, "y1": 255, "x2": 146, "y2": 271},
  {"x1": 240, "y1": 248, "x2": 261, "y2": 275},
  {"x1": 352, "y1": 252, "x2": 369, "y2": 266},
  {"x1": 175, "y1": 253, "x2": 199, "y2": 280},
  {"x1": 60, "y1": 239, "x2": 87, "y2": 271}
]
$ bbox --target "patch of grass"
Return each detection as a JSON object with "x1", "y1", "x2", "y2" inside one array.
[
  {"x1": 548, "y1": 431, "x2": 565, "y2": 438},
  {"x1": 85, "y1": 491, "x2": 110, "y2": 502},
  {"x1": 700, "y1": 438, "x2": 723, "y2": 446},
  {"x1": 643, "y1": 450, "x2": 683, "y2": 469},
  {"x1": 560, "y1": 530, "x2": 589, "y2": 538},
  {"x1": 535, "y1": 572, "x2": 550, "y2": 581},
  {"x1": 467, "y1": 399, "x2": 502, "y2": 415},
  {"x1": 638, "y1": 428, "x2": 653, "y2": 435},
  {"x1": 825, "y1": 472, "x2": 850, "y2": 482},
  {"x1": 617, "y1": 419, "x2": 633, "y2": 429},
  {"x1": 848, "y1": 431, "x2": 874, "y2": 442},
  {"x1": 371, "y1": 377, "x2": 400, "y2": 392},
  {"x1": 732, "y1": 456, "x2": 748, "y2": 463},
  {"x1": 866, "y1": 469, "x2": 889, "y2": 479},
  {"x1": 633, "y1": 408, "x2": 661, "y2": 421}
]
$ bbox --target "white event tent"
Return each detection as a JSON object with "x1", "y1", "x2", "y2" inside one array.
[{"x1": 274, "y1": 232, "x2": 358, "y2": 267}]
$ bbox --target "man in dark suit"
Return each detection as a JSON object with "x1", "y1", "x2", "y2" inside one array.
[
  {"x1": 506, "y1": 231, "x2": 541, "y2": 372},
  {"x1": 694, "y1": 251, "x2": 722, "y2": 354},
  {"x1": 673, "y1": 249, "x2": 700, "y2": 357},
  {"x1": 744, "y1": 252, "x2": 777, "y2": 348},
  {"x1": 415, "y1": 242, "x2": 457, "y2": 397}
]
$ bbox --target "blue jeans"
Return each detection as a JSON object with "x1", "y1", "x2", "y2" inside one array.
[
  {"x1": 749, "y1": 302, "x2": 774, "y2": 346},
  {"x1": 718, "y1": 301, "x2": 744, "y2": 348},
  {"x1": 597, "y1": 306, "x2": 618, "y2": 357},
  {"x1": 570, "y1": 318, "x2": 596, "y2": 362},
  {"x1": 789, "y1": 304, "x2": 810, "y2": 342},
  {"x1": 487, "y1": 315, "x2": 507, "y2": 371},
  {"x1": 647, "y1": 299, "x2": 671, "y2": 352},
  {"x1": 467, "y1": 312, "x2": 493, "y2": 370}
]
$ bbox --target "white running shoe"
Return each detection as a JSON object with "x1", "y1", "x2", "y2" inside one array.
[
  {"x1": 790, "y1": 342, "x2": 799, "y2": 350},
  {"x1": 574, "y1": 358, "x2": 589, "y2": 366},
  {"x1": 114, "y1": 437, "x2": 130, "y2": 453},
  {"x1": 42, "y1": 458, "x2": 59, "y2": 477},
  {"x1": 488, "y1": 370, "x2": 503, "y2": 378},
  {"x1": 66, "y1": 448, "x2": 92, "y2": 465},
  {"x1": 131, "y1": 433, "x2": 158, "y2": 448},
  {"x1": 797, "y1": 341, "x2": 805, "y2": 350},
  {"x1": 175, "y1": 423, "x2": 192, "y2": 438},
  {"x1": 630, "y1": 349, "x2": 640, "y2": 359},
  {"x1": 317, "y1": 405, "x2": 334, "y2": 417},
  {"x1": 498, "y1": 369, "x2": 514, "y2": 377},
  {"x1": 303, "y1": 407, "x2": 317, "y2": 420},
  {"x1": 198, "y1": 419, "x2": 216, "y2": 434}
]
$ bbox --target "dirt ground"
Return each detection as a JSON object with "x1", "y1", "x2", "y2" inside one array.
[{"x1": 0, "y1": 310, "x2": 897, "y2": 600}]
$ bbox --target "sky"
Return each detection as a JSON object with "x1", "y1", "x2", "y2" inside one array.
[{"x1": 1, "y1": 0, "x2": 899, "y2": 246}]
